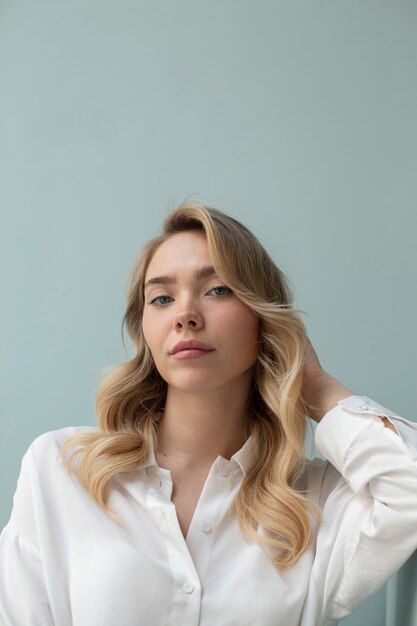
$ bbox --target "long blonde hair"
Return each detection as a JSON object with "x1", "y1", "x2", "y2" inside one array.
[{"x1": 62, "y1": 201, "x2": 319, "y2": 569}]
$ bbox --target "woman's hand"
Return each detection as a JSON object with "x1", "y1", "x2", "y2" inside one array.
[{"x1": 301, "y1": 337, "x2": 354, "y2": 422}]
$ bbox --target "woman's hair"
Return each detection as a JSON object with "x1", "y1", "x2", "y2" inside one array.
[{"x1": 62, "y1": 201, "x2": 319, "y2": 569}]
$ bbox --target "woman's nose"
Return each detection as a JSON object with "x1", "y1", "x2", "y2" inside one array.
[{"x1": 175, "y1": 310, "x2": 204, "y2": 330}]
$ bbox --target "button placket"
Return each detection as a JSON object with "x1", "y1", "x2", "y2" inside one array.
[
  {"x1": 157, "y1": 500, "x2": 202, "y2": 626},
  {"x1": 146, "y1": 467, "x2": 201, "y2": 626},
  {"x1": 185, "y1": 458, "x2": 240, "y2": 587}
]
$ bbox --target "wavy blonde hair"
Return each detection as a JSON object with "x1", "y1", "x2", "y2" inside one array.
[{"x1": 62, "y1": 201, "x2": 320, "y2": 569}]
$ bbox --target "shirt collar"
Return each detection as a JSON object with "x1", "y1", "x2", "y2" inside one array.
[
  {"x1": 141, "y1": 442, "x2": 158, "y2": 469},
  {"x1": 139, "y1": 433, "x2": 257, "y2": 476},
  {"x1": 229, "y1": 434, "x2": 256, "y2": 475}
]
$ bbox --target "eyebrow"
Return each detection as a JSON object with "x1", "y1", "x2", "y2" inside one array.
[{"x1": 144, "y1": 265, "x2": 217, "y2": 290}]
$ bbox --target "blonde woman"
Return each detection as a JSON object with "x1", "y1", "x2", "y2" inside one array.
[{"x1": 1, "y1": 202, "x2": 416, "y2": 626}]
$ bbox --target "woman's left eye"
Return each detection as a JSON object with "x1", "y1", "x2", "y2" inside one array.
[{"x1": 207, "y1": 285, "x2": 232, "y2": 297}]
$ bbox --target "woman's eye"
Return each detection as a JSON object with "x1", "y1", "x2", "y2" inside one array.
[
  {"x1": 208, "y1": 285, "x2": 232, "y2": 297},
  {"x1": 149, "y1": 295, "x2": 173, "y2": 306}
]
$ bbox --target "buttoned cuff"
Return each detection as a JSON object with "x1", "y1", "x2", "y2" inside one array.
[{"x1": 314, "y1": 395, "x2": 417, "y2": 467}]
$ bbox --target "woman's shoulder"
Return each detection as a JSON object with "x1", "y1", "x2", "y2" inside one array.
[
  {"x1": 25, "y1": 425, "x2": 98, "y2": 464},
  {"x1": 6, "y1": 427, "x2": 100, "y2": 544}
]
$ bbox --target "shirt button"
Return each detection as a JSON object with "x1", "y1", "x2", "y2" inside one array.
[
  {"x1": 356, "y1": 402, "x2": 369, "y2": 411},
  {"x1": 202, "y1": 522, "x2": 212, "y2": 533},
  {"x1": 183, "y1": 582, "x2": 194, "y2": 594},
  {"x1": 220, "y1": 467, "x2": 229, "y2": 477}
]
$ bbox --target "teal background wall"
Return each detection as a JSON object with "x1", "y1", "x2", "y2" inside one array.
[{"x1": 1, "y1": 1, "x2": 416, "y2": 624}]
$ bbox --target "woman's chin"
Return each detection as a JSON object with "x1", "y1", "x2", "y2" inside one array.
[{"x1": 166, "y1": 376, "x2": 223, "y2": 396}]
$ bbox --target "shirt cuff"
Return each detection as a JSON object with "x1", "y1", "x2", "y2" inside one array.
[{"x1": 314, "y1": 395, "x2": 417, "y2": 465}]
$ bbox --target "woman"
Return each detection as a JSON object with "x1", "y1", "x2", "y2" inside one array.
[{"x1": 1, "y1": 201, "x2": 416, "y2": 626}]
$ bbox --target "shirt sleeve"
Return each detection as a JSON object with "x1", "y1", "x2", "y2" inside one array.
[
  {"x1": 0, "y1": 448, "x2": 54, "y2": 626},
  {"x1": 312, "y1": 395, "x2": 417, "y2": 623}
]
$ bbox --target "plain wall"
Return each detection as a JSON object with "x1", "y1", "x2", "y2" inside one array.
[{"x1": 1, "y1": 1, "x2": 416, "y2": 624}]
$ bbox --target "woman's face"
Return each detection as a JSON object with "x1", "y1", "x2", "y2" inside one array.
[{"x1": 142, "y1": 230, "x2": 259, "y2": 396}]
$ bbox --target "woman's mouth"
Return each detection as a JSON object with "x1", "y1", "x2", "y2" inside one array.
[{"x1": 169, "y1": 340, "x2": 215, "y2": 359}]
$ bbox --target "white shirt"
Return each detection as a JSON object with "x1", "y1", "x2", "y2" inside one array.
[{"x1": 1, "y1": 395, "x2": 417, "y2": 626}]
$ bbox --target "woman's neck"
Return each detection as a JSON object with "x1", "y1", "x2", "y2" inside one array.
[{"x1": 155, "y1": 384, "x2": 251, "y2": 470}]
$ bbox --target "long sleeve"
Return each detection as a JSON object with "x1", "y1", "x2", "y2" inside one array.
[
  {"x1": 311, "y1": 395, "x2": 417, "y2": 624},
  {"x1": 0, "y1": 448, "x2": 54, "y2": 626},
  {"x1": 0, "y1": 528, "x2": 54, "y2": 625}
]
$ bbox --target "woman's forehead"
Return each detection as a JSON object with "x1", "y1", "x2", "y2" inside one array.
[{"x1": 145, "y1": 231, "x2": 213, "y2": 280}]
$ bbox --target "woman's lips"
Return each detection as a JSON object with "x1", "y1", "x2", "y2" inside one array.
[
  {"x1": 171, "y1": 348, "x2": 214, "y2": 360},
  {"x1": 169, "y1": 340, "x2": 214, "y2": 357}
]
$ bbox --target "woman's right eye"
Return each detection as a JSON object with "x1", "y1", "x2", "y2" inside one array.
[{"x1": 149, "y1": 295, "x2": 173, "y2": 306}]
